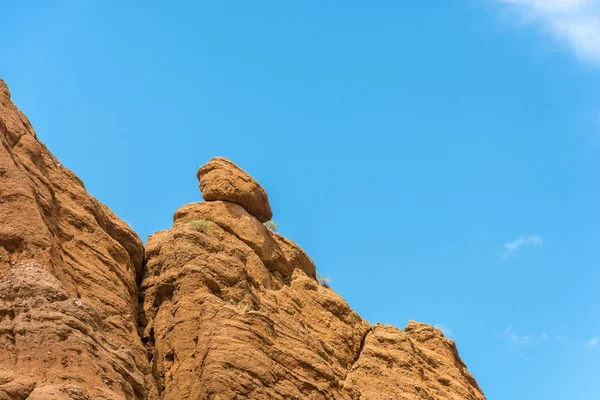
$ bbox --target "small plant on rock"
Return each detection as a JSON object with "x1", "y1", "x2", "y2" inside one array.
[
  {"x1": 317, "y1": 273, "x2": 330, "y2": 288},
  {"x1": 189, "y1": 218, "x2": 212, "y2": 233},
  {"x1": 263, "y1": 220, "x2": 278, "y2": 232}
]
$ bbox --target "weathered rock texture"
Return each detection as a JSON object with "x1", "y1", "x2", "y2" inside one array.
[
  {"x1": 343, "y1": 322, "x2": 485, "y2": 400},
  {"x1": 0, "y1": 79, "x2": 158, "y2": 399},
  {"x1": 197, "y1": 157, "x2": 273, "y2": 223},
  {"x1": 0, "y1": 79, "x2": 486, "y2": 400},
  {"x1": 139, "y1": 156, "x2": 486, "y2": 399}
]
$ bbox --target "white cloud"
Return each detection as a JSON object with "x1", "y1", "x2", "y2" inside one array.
[
  {"x1": 555, "y1": 334, "x2": 569, "y2": 342},
  {"x1": 503, "y1": 327, "x2": 531, "y2": 345},
  {"x1": 588, "y1": 337, "x2": 599, "y2": 347},
  {"x1": 519, "y1": 353, "x2": 533, "y2": 361},
  {"x1": 495, "y1": 0, "x2": 600, "y2": 65},
  {"x1": 502, "y1": 328, "x2": 574, "y2": 360},
  {"x1": 435, "y1": 324, "x2": 453, "y2": 337},
  {"x1": 503, "y1": 234, "x2": 543, "y2": 257}
]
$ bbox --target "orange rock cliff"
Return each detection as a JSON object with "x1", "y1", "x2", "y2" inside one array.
[{"x1": 0, "y1": 78, "x2": 486, "y2": 400}]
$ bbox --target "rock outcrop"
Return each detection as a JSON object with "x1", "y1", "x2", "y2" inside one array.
[
  {"x1": 0, "y1": 79, "x2": 158, "y2": 399},
  {"x1": 139, "y1": 156, "x2": 487, "y2": 399},
  {"x1": 0, "y1": 78, "x2": 486, "y2": 399},
  {"x1": 343, "y1": 322, "x2": 484, "y2": 399}
]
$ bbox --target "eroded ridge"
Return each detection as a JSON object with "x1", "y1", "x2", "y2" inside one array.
[
  {"x1": 139, "y1": 156, "x2": 486, "y2": 400},
  {"x1": 0, "y1": 79, "x2": 158, "y2": 399}
]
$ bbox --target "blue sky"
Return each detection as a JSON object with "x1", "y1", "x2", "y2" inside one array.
[{"x1": 1, "y1": 1, "x2": 599, "y2": 399}]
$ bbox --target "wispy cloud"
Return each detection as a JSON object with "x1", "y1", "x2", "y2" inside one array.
[
  {"x1": 503, "y1": 234, "x2": 543, "y2": 258},
  {"x1": 435, "y1": 324, "x2": 453, "y2": 337},
  {"x1": 502, "y1": 327, "x2": 551, "y2": 345},
  {"x1": 555, "y1": 334, "x2": 569, "y2": 342},
  {"x1": 501, "y1": 327, "x2": 552, "y2": 360},
  {"x1": 494, "y1": 0, "x2": 600, "y2": 65},
  {"x1": 503, "y1": 327, "x2": 532, "y2": 345},
  {"x1": 501, "y1": 326, "x2": 600, "y2": 358},
  {"x1": 502, "y1": 326, "x2": 598, "y2": 355}
]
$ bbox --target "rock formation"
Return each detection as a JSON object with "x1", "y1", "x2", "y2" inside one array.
[
  {"x1": 0, "y1": 78, "x2": 486, "y2": 399},
  {"x1": 0, "y1": 78, "x2": 157, "y2": 399}
]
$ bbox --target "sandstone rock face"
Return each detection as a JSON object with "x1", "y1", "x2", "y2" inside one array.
[
  {"x1": 141, "y1": 201, "x2": 359, "y2": 399},
  {"x1": 0, "y1": 262, "x2": 147, "y2": 400},
  {"x1": 0, "y1": 79, "x2": 157, "y2": 399},
  {"x1": 1, "y1": 79, "x2": 486, "y2": 399},
  {"x1": 197, "y1": 157, "x2": 273, "y2": 223},
  {"x1": 343, "y1": 322, "x2": 485, "y2": 400},
  {"x1": 139, "y1": 156, "x2": 486, "y2": 399}
]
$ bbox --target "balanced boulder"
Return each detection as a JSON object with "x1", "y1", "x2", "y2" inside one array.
[{"x1": 197, "y1": 157, "x2": 273, "y2": 222}]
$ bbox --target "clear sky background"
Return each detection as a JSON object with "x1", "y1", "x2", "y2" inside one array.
[{"x1": 1, "y1": 1, "x2": 599, "y2": 399}]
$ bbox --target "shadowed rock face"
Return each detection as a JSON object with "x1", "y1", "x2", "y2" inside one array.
[{"x1": 0, "y1": 79, "x2": 486, "y2": 400}]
